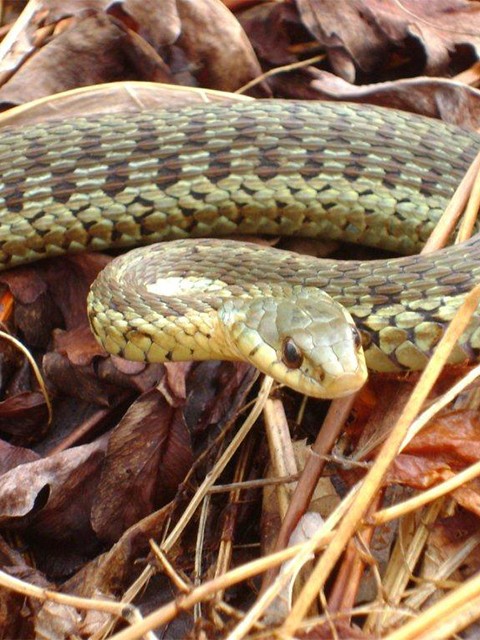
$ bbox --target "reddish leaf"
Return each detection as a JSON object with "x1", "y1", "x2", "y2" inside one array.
[
  {"x1": 387, "y1": 453, "x2": 452, "y2": 489},
  {"x1": 404, "y1": 410, "x2": 480, "y2": 467}
]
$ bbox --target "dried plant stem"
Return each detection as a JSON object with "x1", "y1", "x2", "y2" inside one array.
[
  {"x1": 236, "y1": 54, "x2": 325, "y2": 94},
  {"x1": 328, "y1": 499, "x2": 379, "y2": 615},
  {"x1": 386, "y1": 531, "x2": 480, "y2": 630},
  {"x1": 0, "y1": 570, "x2": 133, "y2": 619},
  {"x1": 107, "y1": 530, "x2": 335, "y2": 640},
  {"x1": 161, "y1": 375, "x2": 273, "y2": 554},
  {"x1": 383, "y1": 570, "x2": 480, "y2": 640},
  {"x1": 0, "y1": 0, "x2": 39, "y2": 62},
  {"x1": 265, "y1": 393, "x2": 357, "y2": 584},
  {"x1": 213, "y1": 436, "x2": 256, "y2": 602},
  {"x1": 366, "y1": 499, "x2": 444, "y2": 633},
  {"x1": 422, "y1": 151, "x2": 480, "y2": 252},
  {"x1": 456, "y1": 153, "x2": 480, "y2": 243},
  {"x1": 226, "y1": 484, "x2": 361, "y2": 640},
  {"x1": 264, "y1": 398, "x2": 299, "y2": 517}
]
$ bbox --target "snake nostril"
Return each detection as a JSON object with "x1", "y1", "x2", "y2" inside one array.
[{"x1": 281, "y1": 337, "x2": 304, "y2": 369}]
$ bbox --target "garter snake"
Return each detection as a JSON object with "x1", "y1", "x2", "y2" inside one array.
[{"x1": 1, "y1": 100, "x2": 479, "y2": 397}]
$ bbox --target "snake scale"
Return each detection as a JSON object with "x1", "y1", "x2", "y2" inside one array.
[{"x1": 1, "y1": 100, "x2": 480, "y2": 397}]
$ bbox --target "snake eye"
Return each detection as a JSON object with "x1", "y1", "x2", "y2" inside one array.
[
  {"x1": 281, "y1": 338, "x2": 304, "y2": 369},
  {"x1": 352, "y1": 326, "x2": 362, "y2": 350}
]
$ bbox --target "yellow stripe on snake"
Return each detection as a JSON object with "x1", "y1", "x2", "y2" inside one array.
[{"x1": 1, "y1": 101, "x2": 479, "y2": 397}]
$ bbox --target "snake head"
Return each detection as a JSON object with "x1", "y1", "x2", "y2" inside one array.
[{"x1": 218, "y1": 288, "x2": 367, "y2": 398}]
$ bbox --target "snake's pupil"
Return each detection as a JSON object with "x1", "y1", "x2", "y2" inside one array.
[{"x1": 282, "y1": 338, "x2": 303, "y2": 369}]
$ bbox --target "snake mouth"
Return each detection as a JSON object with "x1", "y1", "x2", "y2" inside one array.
[
  {"x1": 281, "y1": 368, "x2": 367, "y2": 399},
  {"x1": 321, "y1": 366, "x2": 368, "y2": 398},
  {"x1": 274, "y1": 350, "x2": 368, "y2": 399},
  {"x1": 307, "y1": 344, "x2": 368, "y2": 398}
]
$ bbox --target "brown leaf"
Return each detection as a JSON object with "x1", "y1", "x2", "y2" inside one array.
[
  {"x1": 0, "y1": 1, "x2": 263, "y2": 106},
  {"x1": 0, "y1": 440, "x2": 39, "y2": 474},
  {"x1": 423, "y1": 512, "x2": 480, "y2": 584},
  {"x1": 296, "y1": 0, "x2": 480, "y2": 80},
  {"x1": 91, "y1": 388, "x2": 193, "y2": 542},
  {"x1": 45, "y1": 347, "x2": 166, "y2": 403},
  {"x1": 64, "y1": 503, "x2": 172, "y2": 598},
  {"x1": 0, "y1": 269, "x2": 62, "y2": 350},
  {"x1": 52, "y1": 327, "x2": 105, "y2": 367},
  {"x1": 43, "y1": 352, "x2": 118, "y2": 406},
  {"x1": 452, "y1": 480, "x2": 480, "y2": 518},
  {"x1": 0, "y1": 392, "x2": 48, "y2": 438},
  {"x1": 96, "y1": 357, "x2": 165, "y2": 393},
  {"x1": 35, "y1": 601, "x2": 81, "y2": 640},
  {"x1": 91, "y1": 361, "x2": 256, "y2": 543},
  {"x1": 107, "y1": 0, "x2": 182, "y2": 48},
  {"x1": 40, "y1": 1, "x2": 108, "y2": 21},
  {"x1": 110, "y1": 0, "x2": 264, "y2": 91},
  {"x1": 0, "y1": 254, "x2": 108, "y2": 355},
  {"x1": 34, "y1": 255, "x2": 108, "y2": 331},
  {"x1": 308, "y1": 71, "x2": 480, "y2": 128},
  {"x1": 0, "y1": 13, "x2": 170, "y2": 106},
  {"x1": 382, "y1": 410, "x2": 480, "y2": 512},
  {"x1": 175, "y1": 0, "x2": 264, "y2": 92},
  {"x1": 161, "y1": 361, "x2": 194, "y2": 403},
  {"x1": 0, "y1": 269, "x2": 47, "y2": 305},
  {"x1": 0, "y1": 439, "x2": 106, "y2": 539},
  {"x1": 431, "y1": 511, "x2": 480, "y2": 561},
  {"x1": 238, "y1": 2, "x2": 300, "y2": 67},
  {"x1": 183, "y1": 360, "x2": 256, "y2": 434}
]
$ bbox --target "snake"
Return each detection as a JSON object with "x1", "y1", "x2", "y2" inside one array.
[{"x1": 1, "y1": 100, "x2": 480, "y2": 398}]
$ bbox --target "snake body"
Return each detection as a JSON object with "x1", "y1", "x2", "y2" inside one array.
[{"x1": 1, "y1": 100, "x2": 480, "y2": 396}]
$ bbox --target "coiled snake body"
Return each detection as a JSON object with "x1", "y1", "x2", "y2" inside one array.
[{"x1": 1, "y1": 100, "x2": 480, "y2": 397}]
